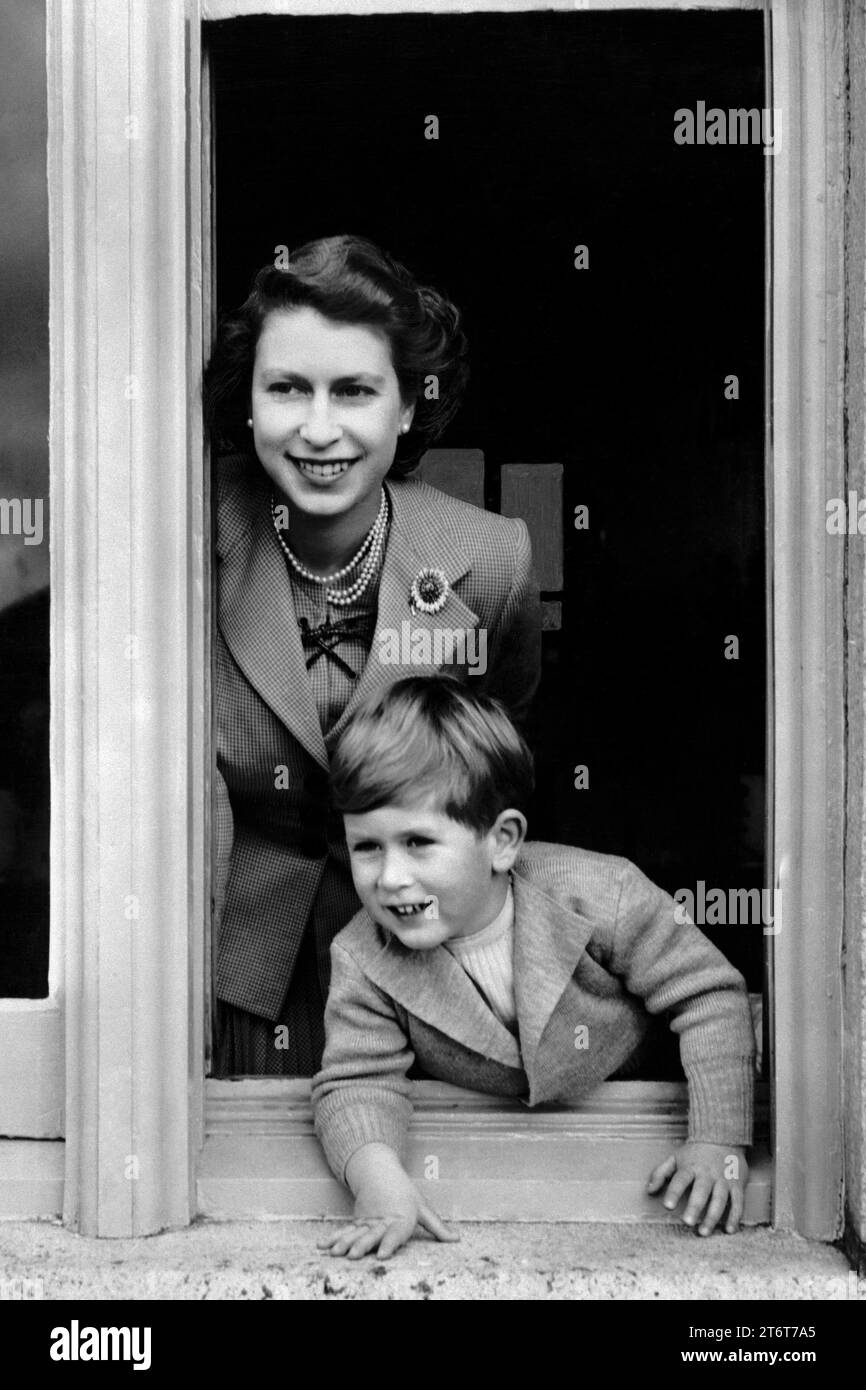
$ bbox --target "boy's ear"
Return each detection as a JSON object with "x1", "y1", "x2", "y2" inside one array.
[{"x1": 489, "y1": 808, "x2": 527, "y2": 871}]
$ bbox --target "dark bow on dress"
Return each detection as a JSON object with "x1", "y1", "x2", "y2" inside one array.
[{"x1": 297, "y1": 613, "x2": 373, "y2": 679}]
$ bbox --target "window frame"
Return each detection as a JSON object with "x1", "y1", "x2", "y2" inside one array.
[{"x1": 6, "y1": 0, "x2": 842, "y2": 1239}]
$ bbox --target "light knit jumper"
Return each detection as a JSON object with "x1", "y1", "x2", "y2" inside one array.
[
  {"x1": 444, "y1": 884, "x2": 517, "y2": 1032},
  {"x1": 312, "y1": 842, "x2": 756, "y2": 1182}
]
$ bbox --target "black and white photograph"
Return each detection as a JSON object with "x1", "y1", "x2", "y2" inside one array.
[{"x1": 0, "y1": 0, "x2": 864, "y2": 1338}]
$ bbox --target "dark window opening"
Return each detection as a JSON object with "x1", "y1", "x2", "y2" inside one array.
[
  {"x1": 0, "y1": 0, "x2": 50, "y2": 999},
  {"x1": 208, "y1": 8, "x2": 766, "y2": 1074}
]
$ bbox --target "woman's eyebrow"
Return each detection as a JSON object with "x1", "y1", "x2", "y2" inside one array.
[
  {"x1": 333, "y1": 373, "x2": 386, "y2": 387},
  {"x1": 258, "y1": 367, "x2": 386, "y2": 386}
]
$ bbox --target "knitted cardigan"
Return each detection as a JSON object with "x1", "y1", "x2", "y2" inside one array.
[{"x1": 312, "y1": 842, "x2": 756, "y2": 1181}]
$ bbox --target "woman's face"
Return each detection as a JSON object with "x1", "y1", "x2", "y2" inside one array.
[{"x1": 249, "y1": 306, "x2": 414, "y2": 521}]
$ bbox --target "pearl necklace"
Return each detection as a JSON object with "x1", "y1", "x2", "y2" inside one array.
[{"x1": 270, "y1": 489, "x2": 389, "y2": 607}]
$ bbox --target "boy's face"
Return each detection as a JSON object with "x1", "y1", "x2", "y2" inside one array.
[{"x1": 344, "y1": 795, "x2": 521, "y2": 950}]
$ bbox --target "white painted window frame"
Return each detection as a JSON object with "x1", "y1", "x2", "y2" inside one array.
[{"x1": 0, "y1": 0, "x2": 841, "y2": 1239}]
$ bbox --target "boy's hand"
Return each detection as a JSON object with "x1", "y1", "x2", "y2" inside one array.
[
  {"x1": 647, "y1": 1142, "x2": 748, "y2": 1236},
  {"x1": 317, "y1": 1185, "x2": 456, "y2": 1261},
  {"x1": 318, "y1": 1143, "x2": 459, "y2": 1260}
]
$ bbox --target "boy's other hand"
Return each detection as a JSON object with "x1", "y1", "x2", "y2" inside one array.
[
  {"x1": 646, "y1": 1142, "x2": 748, "y2": 1236},
  {"x1": 318, "y1": 1143, "x2": 459, "y2": 1260}
]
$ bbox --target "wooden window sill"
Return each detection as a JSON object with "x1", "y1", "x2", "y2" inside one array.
[{"x1": 200, "y1": 1079, "x2": 771, "y2": 1223}]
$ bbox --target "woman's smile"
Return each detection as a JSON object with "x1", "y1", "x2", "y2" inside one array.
[{"x1": 286, "y1": 453, "x2": 362, "y2": 483}]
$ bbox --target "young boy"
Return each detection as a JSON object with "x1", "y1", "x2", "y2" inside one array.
[{"x1": 312, "y1": 677, "x2": 755, "y2": 1260}]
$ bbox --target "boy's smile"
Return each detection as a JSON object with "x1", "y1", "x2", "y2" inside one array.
[{"x1": 344, "y1": 796, "x2": 520, "y2": 950}]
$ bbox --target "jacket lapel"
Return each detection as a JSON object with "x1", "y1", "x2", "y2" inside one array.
[
  {"x1": 218, "y1": 468, "x2": 482, "y2": 769},
  {"x1": 217, "y1": 462, "x2": 329, "y2": 770},
  {"x1": 358, "y1": 924, "x2": 523, "y2": 1070},
  {"x1": 511, "y1": 869, "x2": 596, "y2": 1101},
  {"x1": 325, "y1": 480, "x2": 479, "y2": 749}
]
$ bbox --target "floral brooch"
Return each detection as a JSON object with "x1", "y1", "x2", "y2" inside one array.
[{"x1": 410, "y1": 567, "x2": 450, "y2": 615}]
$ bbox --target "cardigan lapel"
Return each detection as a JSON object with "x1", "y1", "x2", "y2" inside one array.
[
  {"x1": 357, "y1": 923, "x2": 523, "y2": 1070},
  {"x1": 217, "y1": 464, "x2": 329, "y2": 770},
  {"x1": 511, "y1": 869, "x2": 596, "y2": 1101},
  {"x1": 324, "y1": 480, "x2": 479, "y2": 750}
]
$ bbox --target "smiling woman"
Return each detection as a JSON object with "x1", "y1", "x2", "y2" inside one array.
[
  {"x1": 251, "y1": 307, "x2": 412, "y2": 560},
  {"x1": 202, "y1": 235, "x2": 542, "y2": 1076}
]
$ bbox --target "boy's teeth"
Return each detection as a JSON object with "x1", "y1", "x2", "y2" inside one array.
[{"x1": 394, "y1": 902, "x2": 426, "y2": 916}]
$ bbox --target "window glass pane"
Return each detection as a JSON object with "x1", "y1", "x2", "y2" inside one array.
[{"x1": 0, "y1": 0, "x2": 49, "y2": 998}]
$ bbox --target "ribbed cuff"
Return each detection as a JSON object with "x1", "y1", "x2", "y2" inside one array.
[
  {"x1": 314, "y1": 1096, "x2": 412, "y2": 1184},
  {"x1": 685, "y1": 1054, "x2": 754, "y2": 1146}
]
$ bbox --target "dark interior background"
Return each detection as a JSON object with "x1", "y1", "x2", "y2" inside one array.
[
  {"x1": 209, "y1": 10, "x2": 766, "y2": 993},
  {"x1": 0, "y1": 0, "x2": 49, "y2": 999}
]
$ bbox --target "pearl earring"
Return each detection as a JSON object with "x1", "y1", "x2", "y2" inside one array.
[
  {"x1": 246, "y1": 418, "x2": 253, "y2": 428},
  {"x1": 400, "y1": 423, "x2": 410, "y2": 434}
]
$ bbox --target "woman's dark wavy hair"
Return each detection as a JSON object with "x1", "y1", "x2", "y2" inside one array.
[{"x1": 202, "y1": 234, "x2": 470, "y2": 477}]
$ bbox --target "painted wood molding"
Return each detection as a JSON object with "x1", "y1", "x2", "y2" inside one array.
[
  {"x1": 768, "y1": 0, "x2": 846, "y2": 1239},
  {"x1": 0, "y1": 1000, "x2": 63, "y2": 1139},
  {"x1": 203, "y1": 0, "x2": 763, "y2": 17},
  {"x1": 47, "y1": 0, "x2": 195, "y2": 1236},
  {"x1": 199, "y1": 1138, "x2": 773, "y2": 1224},
  {"x1": 0, "y1": 1140, "x2": 64, "y2": 1220},
  {"x1": 842, "y1": 0, "x2": 866, "y2": 1263},
  {"x1": 207, "y1": 1078, "x2": 770, "y2": 1134},
  {"x1": 202, "y1": 1080, "x2": 772, "y2": 1222}
]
